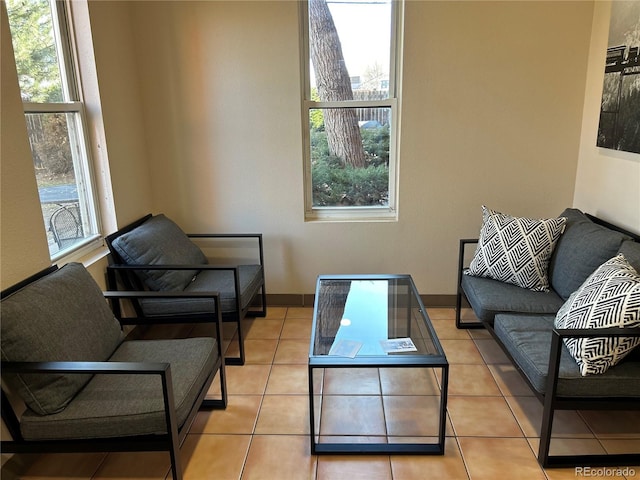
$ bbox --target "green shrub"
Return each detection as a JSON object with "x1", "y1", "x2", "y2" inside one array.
[
  {"x1": 312, "y1": 159, "x2": 389, "y2": 206},
  {"x1": 309, "y1": 120, "x2": 390, "y2": 207}
]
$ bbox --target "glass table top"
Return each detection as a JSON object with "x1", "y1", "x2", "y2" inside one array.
[{"x1": 310, "y1": 275, "x2": 446, "y2": 363}]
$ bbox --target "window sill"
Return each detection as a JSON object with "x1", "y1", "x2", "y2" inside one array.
[
  {"x1": 52, "y1": 240, "x2": 109, "y2": 268},
  {"x1": 305, "y1": 207, "x2": 398, "y2": 223}
]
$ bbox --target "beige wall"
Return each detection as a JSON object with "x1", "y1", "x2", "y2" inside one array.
[
  {"x1": 1, "y1": 4, "x2": 52, "y2": 288},
  {"x1": 4, "y1": 1, "x2": 636, "y2": 299},
  {"x1": 93, "y1": 0, "x2": 593, "y2": 296},
  {"x1": 573, "y1": 1, "x2": 640, "y2": 233},
  {"x1": 87, "y1": 1, "x2": 154, "y2": 226}
]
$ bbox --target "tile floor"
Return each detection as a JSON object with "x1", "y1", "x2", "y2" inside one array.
[{"x1": 2, "y1": 307, "x2": 639, "y2": 480}]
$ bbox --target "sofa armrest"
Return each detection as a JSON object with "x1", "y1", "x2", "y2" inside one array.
[
  {"x1": 455, "y1": 239, "x2": 480, "y2": 329},
  {"x1": 458, "y1": 238, "x2": 479, "y2": 278},
  {"x1": 546, "y1": 327, "x2": 640, "y2": 398}
]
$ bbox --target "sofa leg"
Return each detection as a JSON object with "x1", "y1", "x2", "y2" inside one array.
[
  {"x1": 538, "y1": 395, "x2": 555, "y2": 467},
  {"x1": 224, "y1": 317, "x2": 245, "y2": 366},
  {"x1": 455, "y1": 291, "x2": 484, "y2": 329}
]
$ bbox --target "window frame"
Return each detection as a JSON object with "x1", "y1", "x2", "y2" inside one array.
[
  {"x1": 300, "y1": 0, "x2": 403, "y2": 222},
  {"x1": 10, "y1": 0, "x2": 103, "y2": 260}
]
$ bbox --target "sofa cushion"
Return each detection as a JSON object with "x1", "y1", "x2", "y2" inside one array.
[
  {"x1": 461, "y1": 273, "x2": 564, "y2": 323},
  {"x1": 554, "y1": 254, "x2": 640, "y2": 376},
  {"x1": 20, "y1": 337, "x2": 217, "y2": 440},
  {"x1": 549, "y1": 209, "x2": 631, "y2": 300},
  {"x1": 111, "y1": 214, "x2": 208, "y2": 291},
  {"x1": 494, "y1": 314, "x2": 640, "y2": 397},
  {"x1": 619, "y1": 240, "x2": 640, "y2": 273},
  {"x1": 1, "y1": 263, "x2": 124, "y2": 415},
  {"x1": 465, "y1": 206, "x2": 566, "y2": 292}
]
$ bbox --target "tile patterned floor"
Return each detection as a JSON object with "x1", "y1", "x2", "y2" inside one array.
[{"x1": 2, "y1": 307, "x2": 639, "y2": 479}]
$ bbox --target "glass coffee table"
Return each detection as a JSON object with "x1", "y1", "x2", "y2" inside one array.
[{"x1": 308, "y1": 274, "x2": 449, "y2": 455}]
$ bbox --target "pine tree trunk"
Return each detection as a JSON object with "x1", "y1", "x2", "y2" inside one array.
[{"x1": 309, "y1": 0, "x2": 366, "y2": 168}]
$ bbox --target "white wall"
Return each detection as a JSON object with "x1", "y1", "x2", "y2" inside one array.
[{"x1": 573, "y1": 1, "x2": 640, "y2": 234}]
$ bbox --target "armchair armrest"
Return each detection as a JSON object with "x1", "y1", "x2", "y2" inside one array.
[
  {"x1": 2, "y1": 360, "x2": 170, "y2": 375},
  {"x1": 1, "y1": 360, "x2": 178, "y2": 442},
  {"x1": 103, "y1": 290, "x2": 223, "y2": 332},
  {"x1": 187, "y1": 233, "x2": 264, "y2": 267}
]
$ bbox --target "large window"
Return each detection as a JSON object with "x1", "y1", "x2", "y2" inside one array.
[
  {"x1": 302, "y1": 0, "x2": 402, "y2": 221},
  {"x1": 7, "y1": 0, "x2": 101, "y2": 258}
]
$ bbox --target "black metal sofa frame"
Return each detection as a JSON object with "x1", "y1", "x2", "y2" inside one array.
[
  {"x1": 454, "y1": 211, "x2": 640, "y2": 468},
  {"x1": 105, "y1": 214, "x2": 267, "y2": 366},
  {"x1": 1, "y1": 265, "x2": 228, "y2": 480}
]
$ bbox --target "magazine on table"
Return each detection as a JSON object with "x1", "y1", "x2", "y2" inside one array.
[{"x1": 380, "y1": 337, "x2": 417, "y2": 353}]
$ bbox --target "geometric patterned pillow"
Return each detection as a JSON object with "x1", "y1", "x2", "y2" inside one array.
[
  {"x1": 465, "y1": 206, "x2": 567, "y2": 292},
  {"x1": 554, "y1": 254, "x2": 640, "y2": 376}
]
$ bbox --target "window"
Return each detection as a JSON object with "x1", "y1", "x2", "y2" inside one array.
[
  {"x1": 7, "y1": 0, "x2": 101, "y2": 258},
  {"x1": 302, "y1": 0, "x2": 402, "y2": 221}
]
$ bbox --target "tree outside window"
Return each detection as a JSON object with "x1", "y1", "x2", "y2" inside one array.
[
  {"x1": 303, "y1": 0, "x2": 401, "y2": 220},
  {"x1": 6, "y1": 0, "x2": 100, "y2": 257}
]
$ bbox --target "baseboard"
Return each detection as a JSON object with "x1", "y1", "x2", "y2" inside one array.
[{"x1": 265, "y1": 293, "x2": 457, "y2": 308}]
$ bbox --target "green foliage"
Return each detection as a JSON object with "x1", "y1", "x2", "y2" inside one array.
[
  {"x1": 7, "y1": 0, "x2": 63, "y2": 103},
  {"x1": 310, "y1": 125, "x2": 390, "y2": 207},
  {"x1": 312, "y1": 159, "x2": 389, "y2": 207},
  {"x1": 27, "y1": 113, "x2": 73, "y2": 177},
  {"x1": 309, "y1": 89, "x2": 324, "y2": 130},
  {"x1": 361, "y1": 125, "x2": 390, "y2": 167}
]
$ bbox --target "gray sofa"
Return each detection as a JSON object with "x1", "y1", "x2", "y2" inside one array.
[{"x1": 455, "y1": 208, "x2": 640, "y2": 468}]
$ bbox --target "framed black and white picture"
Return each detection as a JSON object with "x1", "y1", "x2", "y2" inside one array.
[{"x1": 596, "y1": 1, "x2": 640, "y2": 154}]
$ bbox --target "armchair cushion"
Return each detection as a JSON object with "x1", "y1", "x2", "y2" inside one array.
[
  {"x1": 111, "y1": 214, "x2": 208, "y2": 291},
  {"x1": 20, "y1": 337, "x2": 217, "y2": 440},
  {"x1": 0, "y1": 263, "x2": 123, "y2": 415},
  {"x1": 139, "y1": 264, "x2": 264, "y2": 316}
]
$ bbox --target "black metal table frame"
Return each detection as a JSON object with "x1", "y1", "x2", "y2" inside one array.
[{"x1": 308, "y1": 274, "x2": 449, "y2": 455}]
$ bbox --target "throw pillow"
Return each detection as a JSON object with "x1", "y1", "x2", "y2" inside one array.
[
  {"x1": 554, "y1": 254, "x2": 640, "y2": 376},
  {"x1": 465, "y1": 206, "x2": 567, "y2": 291}
]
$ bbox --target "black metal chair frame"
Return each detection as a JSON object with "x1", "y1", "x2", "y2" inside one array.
[
  {"x1": 49, "y1": 202, "x2": 83, "y2": 250},
  {"x1": 1, "y1": 266, "x2": 228, "y2": 480},
  {"x1": 454, "y1": 214, "x2": 640, "y2": 467},
  {"x1": 105, "y1": 214, "x2": 267, "y2": 366}
]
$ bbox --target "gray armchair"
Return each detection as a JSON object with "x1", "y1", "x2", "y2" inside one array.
[
  {"x1": 105, "y1": 214, "x2": 267, "y2": 365},
  {"x1": 0, "y1": 262, "x2": 226, "y2": 480}
]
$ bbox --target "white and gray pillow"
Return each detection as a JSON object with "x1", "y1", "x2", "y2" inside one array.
[
  {"x1": 465, "y1": 206, "x2": 566, "y2": 292},
  {"x1": 555, "y1": 254, "x2": 640, "y2": 376}
]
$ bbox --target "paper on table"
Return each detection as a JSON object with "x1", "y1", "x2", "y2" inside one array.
[
  {"x1": 329, "y1": 339, "x2": 363, "y2": 358},
  {"x1": 380, "y1": 337, "x2": 417, "y2": 353}
]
